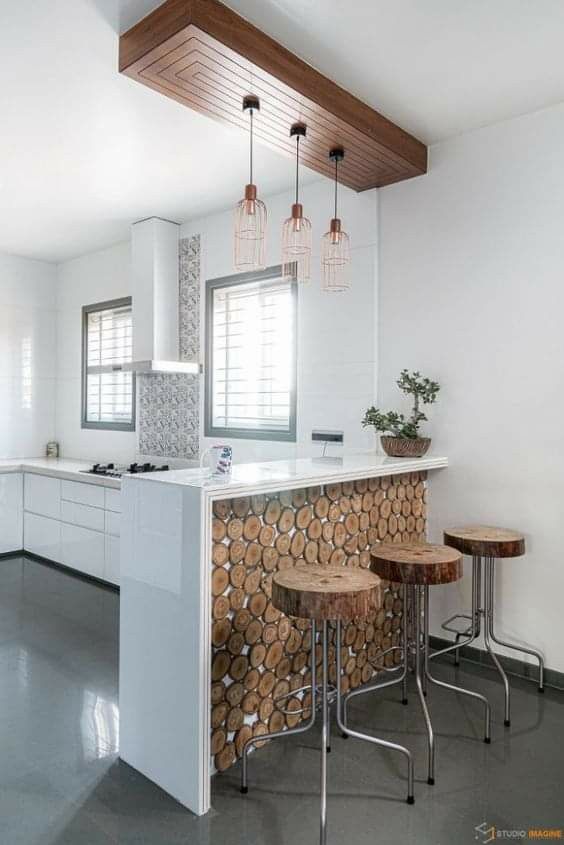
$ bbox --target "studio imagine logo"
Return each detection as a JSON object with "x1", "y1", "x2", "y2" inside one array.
[{"x1": 475, "y1": 822, "x2": 497, "y2": 844}]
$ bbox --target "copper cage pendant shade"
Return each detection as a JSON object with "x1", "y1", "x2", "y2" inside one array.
[
  {"x1": 321, "y1": 148, "x2": 351, "y2": 292},
  {"x1": 234, "y1": 95, "x2": 267, "y2": 272},
  {"x1": 282, "y1": 124, "x2": 312, "y2": 283}
]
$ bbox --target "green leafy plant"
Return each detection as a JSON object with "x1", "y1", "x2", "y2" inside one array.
[{"x1": 362, "y1": 370, "x2": 440, "y2": 440}]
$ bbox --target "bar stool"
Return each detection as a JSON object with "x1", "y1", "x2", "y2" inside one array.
[
  {"x1": 239, "y1": 564, "x2": 390, "y2": 845},
  {"x1": 441, "y1": 525, "x2": 545, "y2": 726},
  {"x1": 339, "y1": 543, "x2": 491, "y2": 787}
]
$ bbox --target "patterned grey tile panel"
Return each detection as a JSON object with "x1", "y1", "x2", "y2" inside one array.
[{"x1": 137, "y1": 234, "x2": 201, "y2": 459}]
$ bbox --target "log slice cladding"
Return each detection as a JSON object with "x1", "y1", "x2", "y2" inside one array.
[{"x1": 210, "y1": 472, "x2": 427, "y2": 772}]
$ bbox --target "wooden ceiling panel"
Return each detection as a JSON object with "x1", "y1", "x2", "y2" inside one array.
[{"x1": 120, "y1": 0, "x2": 427, "y2": 190}]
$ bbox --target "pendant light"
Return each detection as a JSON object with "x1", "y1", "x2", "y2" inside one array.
[
  {"x1": 282, "y1": 124, "x2": 312, "y2": 283},
  {"x1": 234, "y1": 96, "x2": 267, "y2": 272},
  {"x1": 321, "y1": 148, "x2": 351, "y2": 292}
]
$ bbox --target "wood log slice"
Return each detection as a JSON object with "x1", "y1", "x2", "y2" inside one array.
[
  {"x1": 314, "y1": 497, "x2": 330, "y2": 519},
  {"x1": 249, "y1": 643, "x2": 266, "y2": 668},
  {"x1": 212, "y1": 518, "x2": 227, "y2": 542},
  {"x1": 264, "y1": 499, "x2": 282, "y2": 525},
  {"x1": 251, "y1": 495, "x2": 266, "y2": 516},
  {"x1": 211, "y1": 728, "x2": 227, "y2": 756},
  {"x1": 229, "y1": 539, "x2": 246, "y2": 565},
  {"x1": 278, "y1": 508, "x2": 295, "y2": 534},
  {"x1": 244, "y1": 668, "x2": 260, "y2": 691},
  {"x1": 234, "y1": 725, "x2": 253, "y2": 757},
  {"x1": 226, "y1": 682, "x2": 244, "y2": 707},
  {"x1": 230, "y1": 588, "x2": 245, "y2": 610},
  {"x1": 230, "y1": 655, "x2": 249, "y2": 681},
  {"x1": 213, "y1": 500, "x2": 230, "y2": 520},
  {"x1": 233, "y1": 497, "x2": 250, "y2": 519},
  {"x1": 258, "y1": 671, "x2": 276, "y2": 698},
  {"x1": 212, "y1": 619, "x2": 231, "y2": 647},
  {"x1": 212, "y1": 543, "x2": 229, "y2": 569},
  {"x1": 244, "y1": 543, "x2": 262, "y2": 569},
  {"x1": 230, "y1": 564, "x2": 246, "y2": 588},
  {"x1": 245, "y1": 619, "x2": 262, "y2": 645},
  {"x1": 215, "y1": 742, "x2": 236, "y2": 773},
  {"x1": 259, "y1": 524, "x2": 275, "y2": 546},
  {"x1": 213, "y1": 595, "x2": 230, "y2": 620},
  {"x1": 211, "y1": 701, "x2": 229, "y2": 728},
  {"x1": 212, "y1": 568, "x2": 229, "y2": 596}
]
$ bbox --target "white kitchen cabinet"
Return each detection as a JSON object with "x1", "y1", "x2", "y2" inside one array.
[
  {"x1": 61, "y1": 500, "x2": 105, "y2": 532},
  {"x1": 105, "y1": 534, "x2": 120, "y2": 585},
  {"x1": 0, "y1": 473, "x2": 23, "y2": 553},
  {"x1": 24, "y1": 473, "x2": 61, "y2": 520},
  {"x1": 104, "y1": 488, "x2": 121, "y2": 513},
  {"x1": 105, "y1": 509, "x2": 120, "y2": 537},
  {"x1": 61, "y1": 479, "x2": 105, "y2": 509},
  {"x1": 24, "y1": 511, "x2": 62, "y2": 561},
  {"x1": 61, "y1": 523, "x2": 105, "y2": 580}
]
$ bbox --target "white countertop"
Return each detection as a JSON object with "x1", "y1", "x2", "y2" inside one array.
[
  {"x1": 0, "y1": 458, "x2": 121, "y2": 488},
  {"x1": 123, "y1": 452, "x2": 448, "y2": 498}
]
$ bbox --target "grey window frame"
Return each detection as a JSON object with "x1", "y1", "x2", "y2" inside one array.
[
  {"x1": 81, "y1": 297, "x2": 136, "y2": 432},
  {"x1": 205, "y1": 264, "x2": 297, "y2": 442}
]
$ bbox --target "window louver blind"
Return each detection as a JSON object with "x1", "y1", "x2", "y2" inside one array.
[
  {"x1": 84, "y1": 301, "x2": 134, "y2": 427},
  {"x1": 210, "y1": 276, "x2": 295, "y2": 437}
]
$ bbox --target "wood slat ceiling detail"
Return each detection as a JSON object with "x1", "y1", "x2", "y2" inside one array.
[{"x1": 120, "y1": 0, "x2": 427, "y2": 191}]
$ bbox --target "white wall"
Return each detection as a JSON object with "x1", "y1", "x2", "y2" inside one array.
[
  {"x1": 0, "y1": 253, "x2": 57, "y2": 458},
  {"x1": 55, "y1": 241, "x2": 136, "y2": 463},
  {"x1": 378, "y1": 103, "x2": 564, "y2": 673},
  {"x1": 181, "y1": 179, "x2": 379, "y2": 463}
]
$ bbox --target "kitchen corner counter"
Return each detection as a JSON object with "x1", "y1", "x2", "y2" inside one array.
[
  {"x1": 0, "y1": 458, "x2": 121, "y2": 488},
  {"x1": 119, "y1": 450, "x2": 448, "y2": 815}
]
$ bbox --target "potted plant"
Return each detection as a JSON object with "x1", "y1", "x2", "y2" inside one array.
[{"x1": 362, "y1": 370, "x2": 440, "y2": 458}]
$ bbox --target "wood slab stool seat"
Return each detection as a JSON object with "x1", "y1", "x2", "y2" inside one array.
[
  {"x1": 339, "y1": 541, "x2": 491, "y2": 789},
  {"x1": 370, "y1": 542, "x2": 463, "y2": 586},
  {"x1": 272, "y1": 564, "x2": 381, "y2": 621},
  {"x1": 437, "y1": 525, "x2": 544, "y2": 727},
  {"x1": 444, "y1": 525, "x2": 525, "y2": 558}
]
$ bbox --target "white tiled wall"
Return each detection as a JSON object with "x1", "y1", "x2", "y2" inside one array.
[
  {"x1": 0, "y1": 253, "x2": 57, "y2": 458},
  {"x1": 55, "y1": 241, "x2": 136, "y2": 463}
]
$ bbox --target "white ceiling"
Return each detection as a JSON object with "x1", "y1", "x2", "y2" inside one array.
[{"x1": 2, "y1": 0, "x2": 564, "y2": 263}]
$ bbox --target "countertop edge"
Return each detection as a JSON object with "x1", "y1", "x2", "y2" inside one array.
[
  {"x1": 0, "y1": 460, "x2": 121, "y2": 489},
  {"x1": 122, "y1": 455, "x2": 448, "y2": 499}
]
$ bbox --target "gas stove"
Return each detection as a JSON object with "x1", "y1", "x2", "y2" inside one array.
[{"x1": 80, "y1": 462, "x2": 170, "y2": 479}]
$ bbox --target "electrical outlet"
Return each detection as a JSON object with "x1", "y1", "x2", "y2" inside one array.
[{"x1": 311, "y1": 430, "x2": 344, "y2": 444}]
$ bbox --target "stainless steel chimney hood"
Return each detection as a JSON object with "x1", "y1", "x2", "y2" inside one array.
[{"x1": 122, "y1": 217, "x2": 199, "y2": 375}]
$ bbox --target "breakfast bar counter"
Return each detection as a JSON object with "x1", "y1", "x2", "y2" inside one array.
[{"x1": 119, "y1": 452, "x2": 448, "y2": 815}]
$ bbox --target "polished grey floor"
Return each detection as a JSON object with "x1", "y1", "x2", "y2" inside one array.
[{"x1": 1, "y1": 555, "x2": 562, "y2": 844}]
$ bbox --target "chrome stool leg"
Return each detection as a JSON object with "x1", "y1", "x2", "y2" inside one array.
[
  {"x1": 320, "y1": 621, "x2": 329, "y2": 845},
  {"x1": 336, "y1": 620, "x2": 415, "y2": 804},
  {"x1": 483, "y1": 556, "x2": 511, "y2": 726},
  {"x1": 431, "y1": 556, "x2": 482, "y2": 665},
  {"x1": 485, "y1": 556, "x2": 545, "y2": 697},
  {"x1": 413, "y1": 585, "x2": 435, "y2": 784},
  {"x1": 402, "y1": 584, "x2": 409, "y2": 705},
  {"x1": 423, "y1": 585, "x2": 491, "y2": 744},
  {"x1": 240, "y1": 620, "x2": 317, "y2": 793}
]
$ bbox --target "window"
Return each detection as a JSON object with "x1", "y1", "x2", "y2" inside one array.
[
  {"x1": 206, "y1": 265, "x2": 297, "y2": 441},
  {"x1": 82, "y1": 298, "x2": 135, "y2": 431}
]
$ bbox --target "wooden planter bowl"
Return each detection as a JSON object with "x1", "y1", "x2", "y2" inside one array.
[{"x1": 381, "y1": 436, "x2": 431, "y2": 458}]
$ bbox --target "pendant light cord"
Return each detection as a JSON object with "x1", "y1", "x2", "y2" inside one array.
[
  {"x1": 295, "y1": 134, "x2": 300, "y2": 205},
  {"x1": 334, "y1": 156, "x2": 338, "y2": 219},
  {"x1": 249, "y1": 108, "x2": 254, "y2": 184}
]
